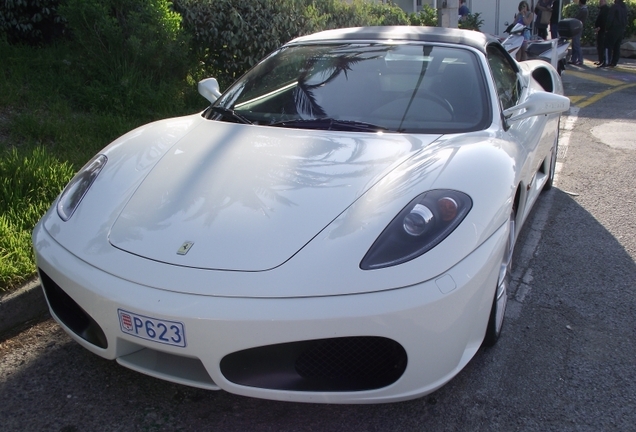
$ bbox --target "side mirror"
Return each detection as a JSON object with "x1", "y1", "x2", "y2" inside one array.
[
  {"x1": 198, "y1": 78, "x2": 222, "y2": 103},
  {"x1": 503, "y1": 91, "x2": 570, "y2": 123}
]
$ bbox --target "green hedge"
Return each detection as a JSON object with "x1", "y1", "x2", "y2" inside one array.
[
  {"x1": 174, "y1": 0, "x2": 410, "y2": 88},
  {"x1": 57, "y1": 0, "x2": 195, "y2": 115},
  {"x1": 407, "y1": 5, "x2": 440, "y2": 26},
  {"x1": 307, "y1": 0, "x2": 409, "y2": 28},
  {"x1": 174, "y1": 0, "x2": 307, "y2": 88}
]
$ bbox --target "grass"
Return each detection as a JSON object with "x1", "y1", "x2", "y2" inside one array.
[
  {"x1": 0, "y1": 40, "x2": 205, "y2": 293},
  {"x1": 0, "y1": 147, "x2": 75, "y2": 289}
]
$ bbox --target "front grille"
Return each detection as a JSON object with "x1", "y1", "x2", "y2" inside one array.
[
  {"x1": 295, "y1": 337, "x2": 405, "y2": 380},
  {"x1": 220, "y1": 336, "x2": 407, "y2": 392},
  {"x1": 38, "y1": 269, "x2": 108, "y2": 349}
]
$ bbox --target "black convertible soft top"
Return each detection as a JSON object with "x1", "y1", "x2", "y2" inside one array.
[{"x1": 287, "y1": 26, "x2": 496, "y2": 54}]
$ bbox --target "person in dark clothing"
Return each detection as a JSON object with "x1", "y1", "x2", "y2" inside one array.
[
  {"x1": 569, "y1": 0, "x2": 588, "y2": 65},
  {"x1": 601, "y1": 0, "x2": 628, "y2": 67},
  {"x1": 535, "y1": 0, "x2": 553, "y2": 39},
  {"x1": 550, "y1": 0, "x2": 560, "y2": 39},
  {"x1": 594, "y1": 0, "x2": 610, "y2": 65},
  {"x1": 459, "y1": 0, "x2": 470, "y2": 21}
]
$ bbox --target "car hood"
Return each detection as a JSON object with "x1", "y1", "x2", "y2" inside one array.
[{"x1": 109, "y1": 121, "x2": 440, "y2": 271}]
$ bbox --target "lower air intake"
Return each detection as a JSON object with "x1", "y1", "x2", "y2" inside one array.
[
  {"x1": 38, "y1": 268, "x2": 108, "y2": 349},
  {"x1": 220, "y1": 336, "x2": 407, "y2": 392}
]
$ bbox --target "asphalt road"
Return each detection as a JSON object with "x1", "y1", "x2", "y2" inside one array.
[{"x1": 1, "y1": 57, "x2": 635, "y2": 432}]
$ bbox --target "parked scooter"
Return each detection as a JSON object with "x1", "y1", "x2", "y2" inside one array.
[
  {"x1": 501, "y1": 18, "x2": 582, "y2": 75},
  {"x1": 501, "y1": 23, "x2": 530, "y2": 60}
]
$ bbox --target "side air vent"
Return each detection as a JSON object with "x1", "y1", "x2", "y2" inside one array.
[{"x1": 531, "y1": 67, "x2": 554, "y2": 92}]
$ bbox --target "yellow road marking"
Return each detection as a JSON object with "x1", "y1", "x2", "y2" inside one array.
[
  {"x1": 565, "y1": 70, "x2": 625, "y2": 86},
  {"x1": 565, "y1": 65, "x2": 636, "y2": 107},
  {"x1": 567, "y1": 95, "x2": 586, "y2": 104},
  {"x1": 613, "y1": 65, "x2": 636, "y2": 74},
  {"x1": 576, "y1": 83, "x2": 636, "y2": 108}
]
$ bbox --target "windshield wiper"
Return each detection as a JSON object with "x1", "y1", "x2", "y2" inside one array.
[
  {"x1": 208, "y1": 106, "x2": 253, "y2": 125},
  {"x1": 269, "y1": 118, "x2": 388, "y2": 132}
]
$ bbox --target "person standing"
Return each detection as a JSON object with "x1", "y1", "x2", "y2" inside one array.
[
  {"x1": 602, "y1": 0, "x2": 628, "y2": 67},
  {"x1": 569, "y1": 0, "x2": 588, "y2": 65},
  {"x1": 536, "y1": 0, "x2": 553, "y2": 40},
  {"x1": 459, "y1": 0, "x2": 470, "y2": 21},
  {"x1": 550, "y1": 0, "x2": 560, "y2": 39},
  {"x1": 595, "y1": 0, "x2": 610, "y2": 65}
]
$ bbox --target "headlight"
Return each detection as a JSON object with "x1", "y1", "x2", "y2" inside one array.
[
  {"x1": 360, "y1": 190, "x2": 472, "y2": 270},
  {"x1": 57, "y1": 154, "x2": 107, "y2": 221}
]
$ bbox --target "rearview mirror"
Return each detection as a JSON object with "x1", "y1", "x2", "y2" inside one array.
[
  {"x1": 198, "y1": 78, "x2": 222, "y2": 103},
  {"x1": 503, "y1": 91, "x2": 570, "y2": 123}
]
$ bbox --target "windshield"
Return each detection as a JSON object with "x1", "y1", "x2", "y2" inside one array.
[{"x1": 208, "y1": 43, "x2": 491, "y2": 134}]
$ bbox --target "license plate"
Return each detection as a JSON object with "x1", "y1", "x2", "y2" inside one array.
[{"x1": 118, "y1": 309, "x2": 186, "y2": 347}]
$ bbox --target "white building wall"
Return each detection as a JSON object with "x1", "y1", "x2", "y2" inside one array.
[
  {"x1": 384, "y1": 0, "x2": 521, "y2": 37},
  {"x1": 391, "y1": 0, "x2": 418, "y2": 11},
  {"x1": 470, "y1": 0, "x2": 520, "y2": 36}
]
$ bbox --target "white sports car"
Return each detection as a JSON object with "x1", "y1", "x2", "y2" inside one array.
[{"x1": 33, "y1": 26, "x2": 569, "y2": 404}]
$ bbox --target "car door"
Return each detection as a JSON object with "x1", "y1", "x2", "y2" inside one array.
[{"x1": 486, "y1": 44, "x2": 551, "y2": 219}]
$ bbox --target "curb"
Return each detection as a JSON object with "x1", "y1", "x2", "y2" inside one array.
[{"x1": 0, "y1": 278, "x2": 49, "y2": 337}]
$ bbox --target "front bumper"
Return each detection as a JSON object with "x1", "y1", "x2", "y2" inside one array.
[{"x1": 33, "y1": 220, "x2": 507, "y2": 404}]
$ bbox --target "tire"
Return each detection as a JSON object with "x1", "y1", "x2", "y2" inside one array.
[
  {"x1": 543, "y1": 125, "x2": 559, "y2": 191},
  {"x1": 483, "y1": 211, "x2": 515, "y2": 347},
  {"x1": 557, "y1": 59, "x2": 566, "y2": 75}
]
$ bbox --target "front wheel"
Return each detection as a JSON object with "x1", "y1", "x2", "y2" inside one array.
[
  {"x1": 543, "y1": 124, "x2": 559, "y2": 191},
  {"x1": 483, "y1": 211, "x2": 515, "y2": 347},
  {"x1": 557, "y1": 59, "x2": 565, "y2": 75}
]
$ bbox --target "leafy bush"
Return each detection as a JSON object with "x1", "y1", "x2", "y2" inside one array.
[
  {"x1": 346, "y1": 0, "x2": 409, "y2": 26},
  {"x1": 297, "y1": 0, "x2": 408, "y2": 29},
  {"x1": 459, "y1": 12, "x2": 484, "y2": 31},
  {"x1": 408, "y1": 5, "x2": 440, "y2": 27},
  {"x1": 175, "y1": 0, "x2": 307, "y2": 89},
  {"x1": 627, "y1": 1, "x2": 636, "y2": 40},
  {"x1": 0, "y1": 0, "x2": 66, "y2": 45},
  {"x1": 375, "y1": 3, "x2": 410, "y2": 25},
  {"x1": 175, "y1": 0, "x2": 409, "y2": 89},
  {"x1": 58, "y1": 0, "x2": 194, "y2": 115}
]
